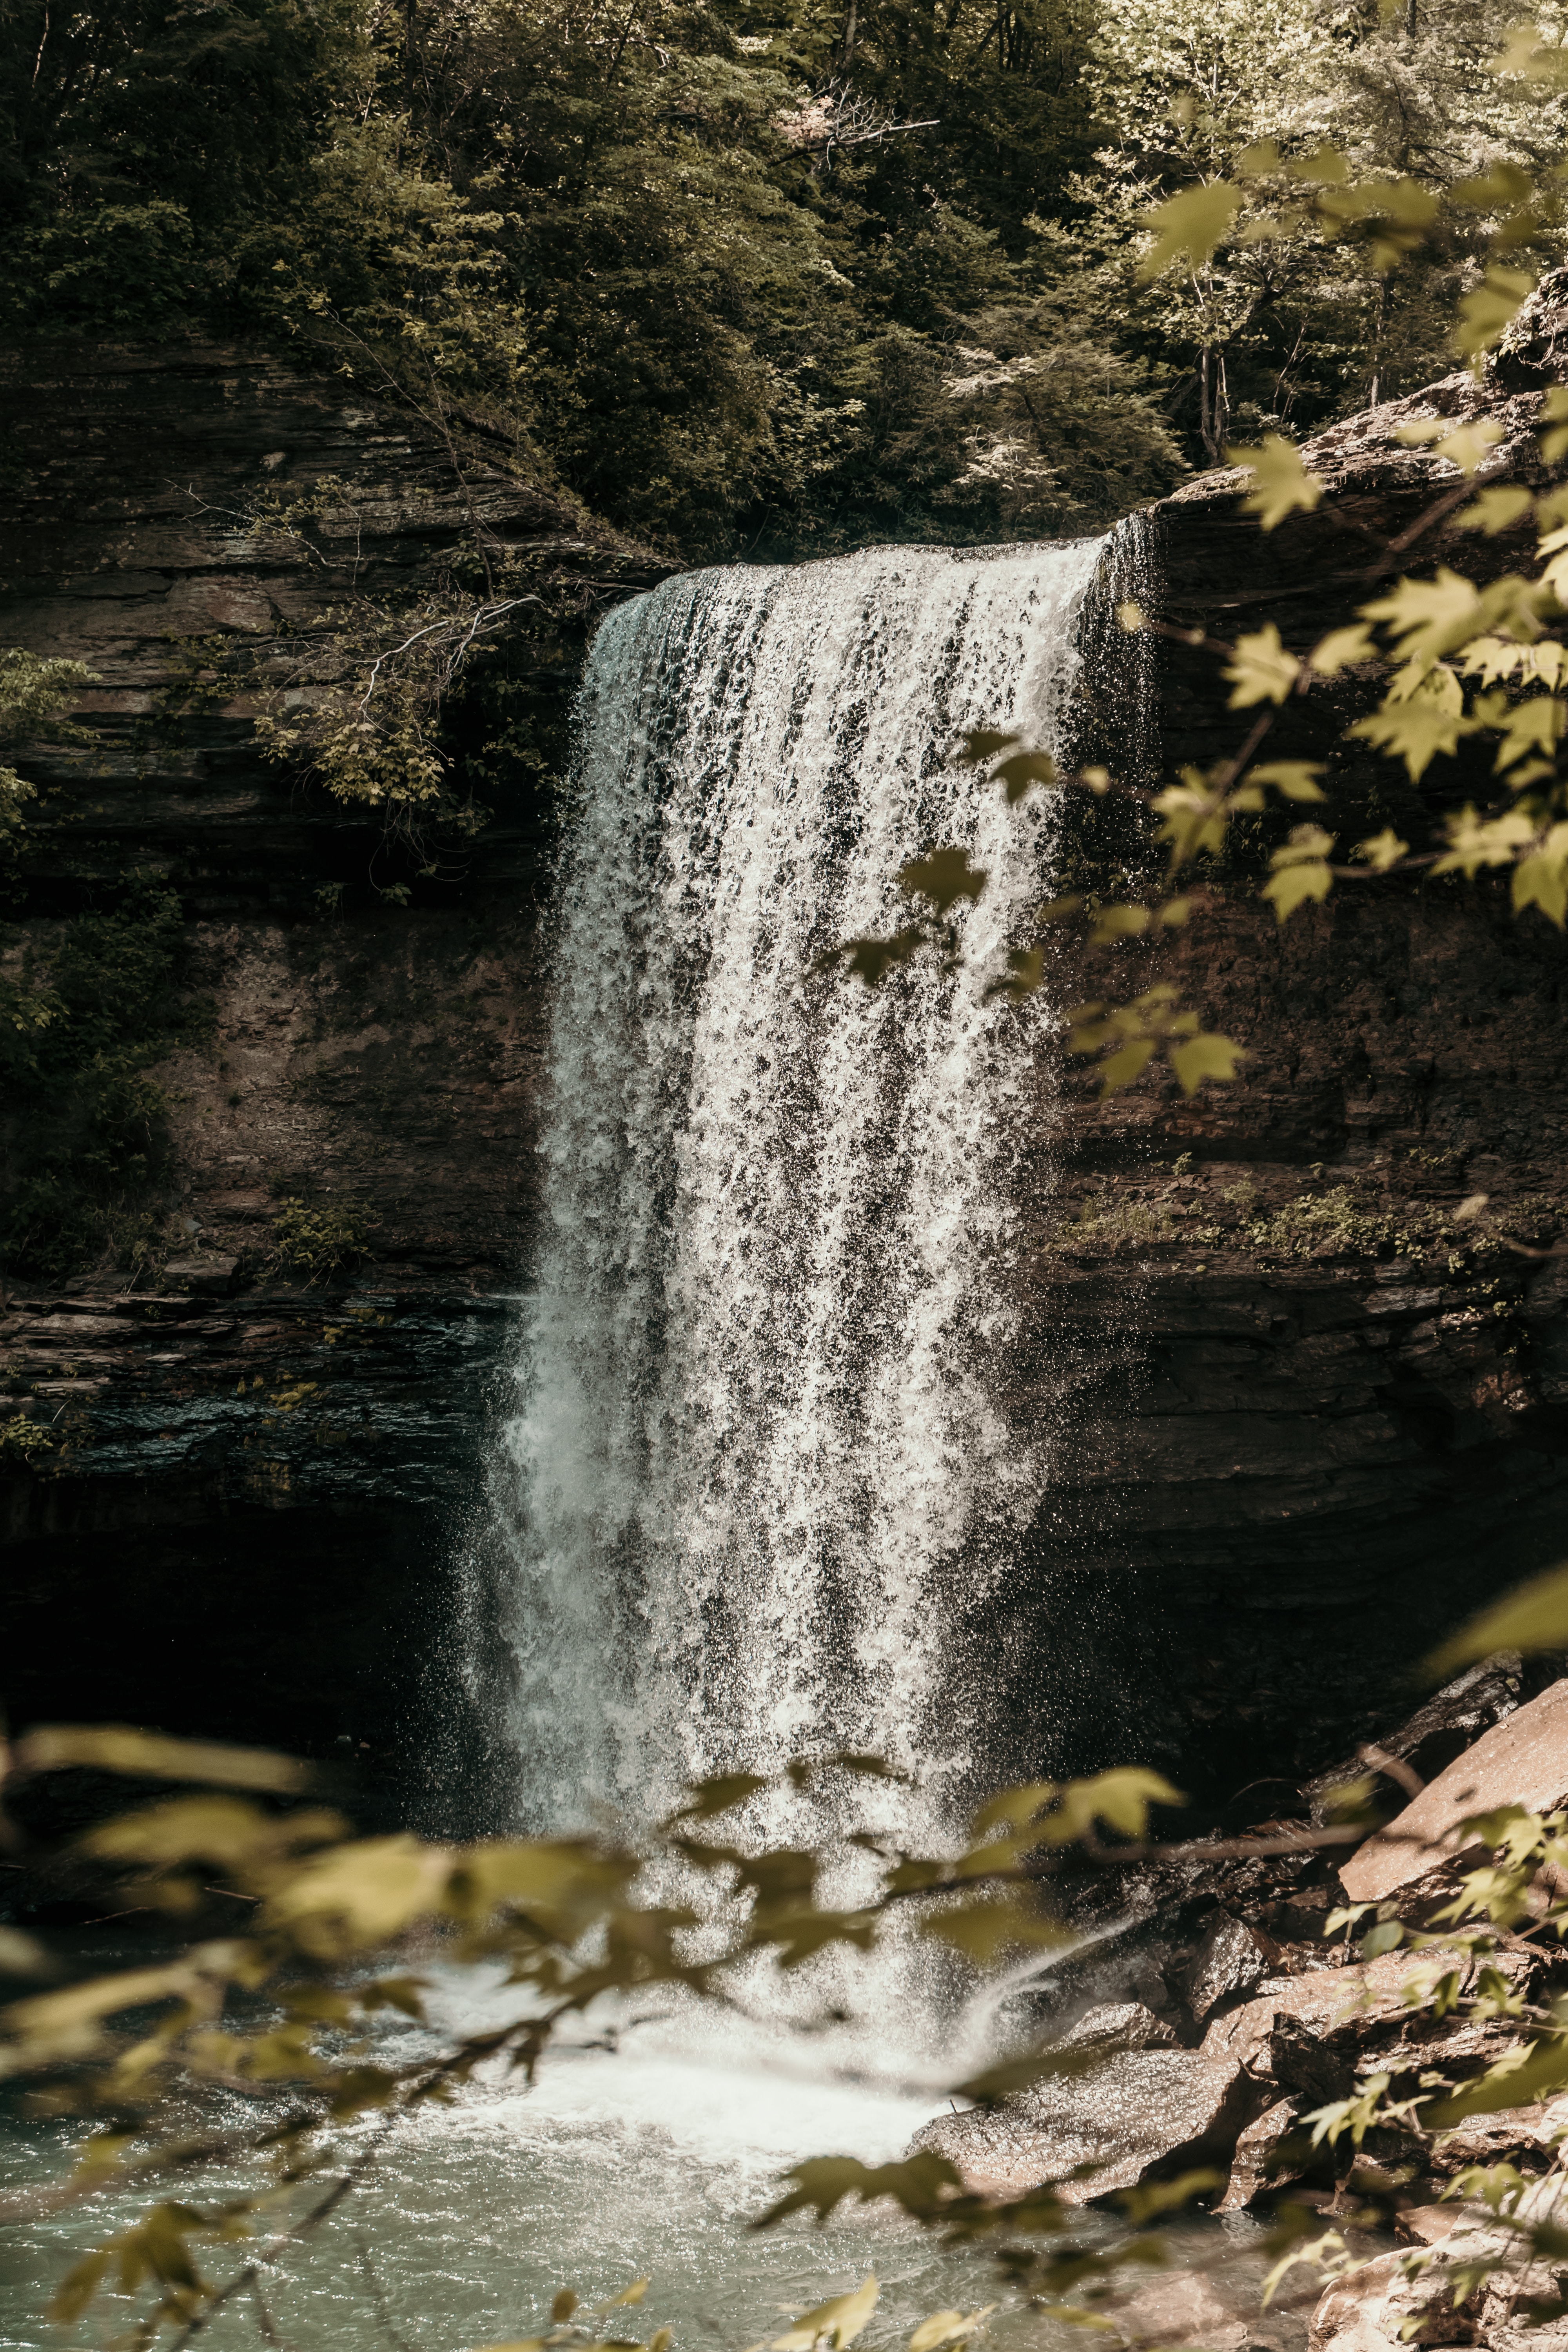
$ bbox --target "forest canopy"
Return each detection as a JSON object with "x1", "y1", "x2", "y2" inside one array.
[{"x1": 2, "y1": 0, "x2": 1566, "y2": 560}]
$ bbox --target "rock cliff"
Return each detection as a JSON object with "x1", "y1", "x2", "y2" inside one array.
[{"x1": 2, "y1": 332, "x2": 1564, "y2": 1823}]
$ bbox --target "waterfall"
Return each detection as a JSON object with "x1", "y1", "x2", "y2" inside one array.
[{"x1": 499, "y1": 539, "x2": 1103, "y2": 1847}]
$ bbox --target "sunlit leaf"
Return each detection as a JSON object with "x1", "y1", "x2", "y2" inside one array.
[
  {"x1": 1247, "y1": 760, "x2": 1326, "y2": 800},
  {"x1": 770, "y1": 2273, "x2": 880, "y2": 2350},
  {"x1": 909, "y1": 2308, "x2": 996, "y2": 2352},
  {"x1": 1456, "y1": 486, "x2": 1535, "y2": 535},
  {"x1": 1353, "y1": 828, "x2": 1410, "y2": 871},
  {"x1": 15, "y1": 1726, "x2": 312, "y2": 1795},
  {"x1": 1224, "y1": 624, "x2": 1301, "y2": 706},
  {"x1": 1454, "y1": 267, "x2": 1537, "y2": 361},
  {"x1": 1137, "y1": 180, "x2": 1241, "y2": 279},
  {"x1": 1426, "y1": 1561, "x2": 1568, "y2": 1675},
  {"x1": 1170, "y1": 1031, "x2": 1247, "y2": 1091},
  {"x1": 1308, "y1": 624, "x2": 1377, "y2": 675},
  {"x1": 1227, "y1": 437, "x2": 1324, "y2": 532},
  {"x1": 1114, "y1": 2171, "x2": 1225, "y2": 2224}
]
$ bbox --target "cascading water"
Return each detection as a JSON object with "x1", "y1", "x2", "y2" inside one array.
[{"x1": 500, "y1": 537, "x2": 1102, "y2": 1853}]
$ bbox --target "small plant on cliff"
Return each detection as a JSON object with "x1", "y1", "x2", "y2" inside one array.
[{"x1": 270, "y1": 1195, "x2": 374, "y2": 1283}]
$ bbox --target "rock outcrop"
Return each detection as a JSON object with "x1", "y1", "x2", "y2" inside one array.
[{"x1": 3, "y1": 322, "x2": 1567, "y2": 1804}]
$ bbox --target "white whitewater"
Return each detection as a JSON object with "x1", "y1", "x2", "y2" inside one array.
[{"x1": 499, "y1": 537, "x2": 1101, "y2": 1859}]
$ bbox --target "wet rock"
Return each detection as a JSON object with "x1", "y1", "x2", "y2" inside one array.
[
  {"x1": 162, "y1": 1256, "x2": 239, "y2": 1297},
  {"x1": 1423, "y1": 2095, "x2": 1568, "y2": 2178},
  {"x1": 1185, "y1": 1910, "x2": 1274, "y2": 2020},
  {"x1": 909, "y1": 2049, "x2": 1255, "y2": 2202},
  {"x1": 1218, "y1": 2100, "x2": 1305, "y2": 2212},
  {"x1": 1269, "y1": 2015, "x2": 1356, "y2": 2107},
  {"x1": 1057, "y1": 2001, "x2": 1178, "y2": 2054},
  {"x1": 1308, "y1": 2247, "x2": 1483, "y2": 2352},
  {"x1": 1341, "y1": 1680, "x2": 1568, "y2": 1906},
  {"x1": 1110, "y1": 2267, "x2": 1283, "y2": 2350},
  {"x1": 1201, "y1": 1950, "x2": 1441, "y2": 2073},
  {"x1": 1307, "y1": 1662, "x2": 1526, "y2": 1826},
  {"x1": 1397, "y1": 2210, "x2": 1462, "y2": 2247}
]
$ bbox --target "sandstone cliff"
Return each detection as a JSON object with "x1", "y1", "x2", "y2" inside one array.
[{"x1": 2, "y1": 332, "x2": 1565, "y2": 1823}]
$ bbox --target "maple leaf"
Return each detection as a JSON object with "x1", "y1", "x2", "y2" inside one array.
[
  {"x1": 1246, "y1": 759, "x2": 1326, "y2": 800},
  {"x1": 1308, "y1": 624, "x2": 1376, "y2": 675},
  {"x1": 1261, "y1": 825, "x2": 1337, "y2": 922},
  {"x1": 1360, "y1": 568, "x2": 1481, "y2": 667},
  {"x1": 1354, "y1": 828, "x2": 1410, "y2": 872},
  {"x1": 1513, "y1": 821, "x2": 1568, "y2": 927},
  {"x1": 1138, "y1": 180, "x2": 1242, "y2": 279},
  {"x1": 898, "y1": 847, "x2": 987, "y2": 915},
  {"x1": 1348, "y1": 699, "x2": 1470, "y2": 780},
  {"x1": 1453, "y1": 266, "x2": 1537, "y2": 361},
  {"x1": 1224, "y1": 624, "x2": 1301, "y2": 706},
  {"x1": 1227, "y1": 435, "x2": 1324, "y2": 531}
]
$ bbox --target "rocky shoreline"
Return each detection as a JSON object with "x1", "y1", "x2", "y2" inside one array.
[{"x1": 916, "y1": 1662, "x2": 1568, "y2": 2350}]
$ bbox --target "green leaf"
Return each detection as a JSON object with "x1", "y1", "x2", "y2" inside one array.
[
  {"x1": 1227, "y1": 438, "x2": 1324, "y2": 532},
  {"x1": 1225, "y1": 625, "x2": 1301, "y2": 707},
  {"x1": 898, "y1": 848, "x2": 988, "y2": 916},
  {"x1": 955, "y1": 730, "x2": 1020, "y2": 768},
  {"x1": 1138, "y1": 180, "x2": 1243, "y2": 279},
  {"x1": 1425, "y1": 1561, "x2": 1568, "y2": 1676},
  {"x1": 824, "y1": 929, "x2": 926, "y2": 987},
  {"x1": 754, "y1": 2155, "x2": 961, "y2": 2230},
  {"x1": 1453, "y1": 267, "x2": 1537, "y2": 359},
  {"x1": 1348, "y1": 698, "x2": 1468, "y2": 782},
  {"x1": 1514, "y1": 822, "x2": 1568, "y2": 927},
  {"x1": 16, "y1": 1726, "x2": 312, "y2": 1794},
  {"x1": 1262, "y1": 865, "x2": 1334, "y2": 923},
  {"x1": 1247, "y1": 760, "x2": 1326, "y2": 800},
  {"x1": 1309, "y1": 624, "x2": 1376, "y2": 675},
  {"x1": 1456, "y1": 486, "x2": 1535, "y2": 535},
  {"x1": 770, "y1": 2274, "x2": 879, "y2": 2350},
  {"x1": 666, "y1": 1772, "x2": 770, "y2": 1823},
  {"x1": 1169, "y1": 1031, "x2": 1247, "y2": 1091},
  {"x1": 1114, "y1": 2170, "x2": 1225, "y2": 2223},
  {"x1": 908, "y1": 2309, "x2": 996, "y2": 2352},
  {"x1": 993, "y1": 751, "x2": 1057, "y2": 804},
  {"x1": 1354, "y1": 828, "x2": 1410, "y2": 871}
]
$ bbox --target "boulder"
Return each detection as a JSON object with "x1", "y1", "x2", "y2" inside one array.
[
  {"x1": 1269, "y1": 2014, "x2": 1356, "y2": 2107},
  {"x1": 1185, "y1": 1909, "x2": 1273, "y2": 2020},
  {"x1": 1307, "y1": 1662, "x2": 1524, "y2": 1826},
  {"x1": 1308, "y1": 2248, "x2": 1480, "y2": 2352},
  {"x1": 1217, "y1": 2100, "x2": 1305, "y2": 2212},
  {"x1": 1109, "y1": 2267, "x2": 1270, "y2": 2350},
  {"x1": 1201, "y1": 1949, "x2": 1452, "y2": 2073},
  {"x1": 1057, "y1": 2001, "x2": 1178, "y2": 2054},
  {"x1": 909, "y1": 2049, "x2": 1255, "y2": 2202},
  {"x1": 1340, "y1": 1679, "x2": 1568, "y2": 1906}
]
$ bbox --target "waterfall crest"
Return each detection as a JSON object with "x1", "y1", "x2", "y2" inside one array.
[{"x1": 501, "y1": 539, "x2": 1102, "y2": 1837}]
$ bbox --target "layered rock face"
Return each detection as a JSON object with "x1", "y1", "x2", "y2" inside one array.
[
  {"x1": 2, "y1": 334, "x2": 1566, "y2": 1817},
  {"x1": 998, "y1": 322, "x2": 1568, "y2": 1798},
  {"x1": 0, "y1": 343, "x2": 668, "y2": 1828}
]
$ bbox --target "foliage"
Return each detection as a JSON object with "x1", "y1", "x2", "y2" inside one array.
[
  {"x1": 829, "y1": 121, "x2": 1568, "y2": 1107},
  {"x1": 15, "y1": 1628, "x2": 1568, "y2": 2349},
  {"x1": 0, "y1": 1731, "x2": 1196, "y2": 2342},
  {"x1": 0, "y1": 647, "x2": 97, "y2": 860},
  {"x1": 0, "y1": 878, "x2": 207, "y2": 1283},
  {"x1": 270, "y1": 1196, "x2": 375, "y2": 1283}
]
